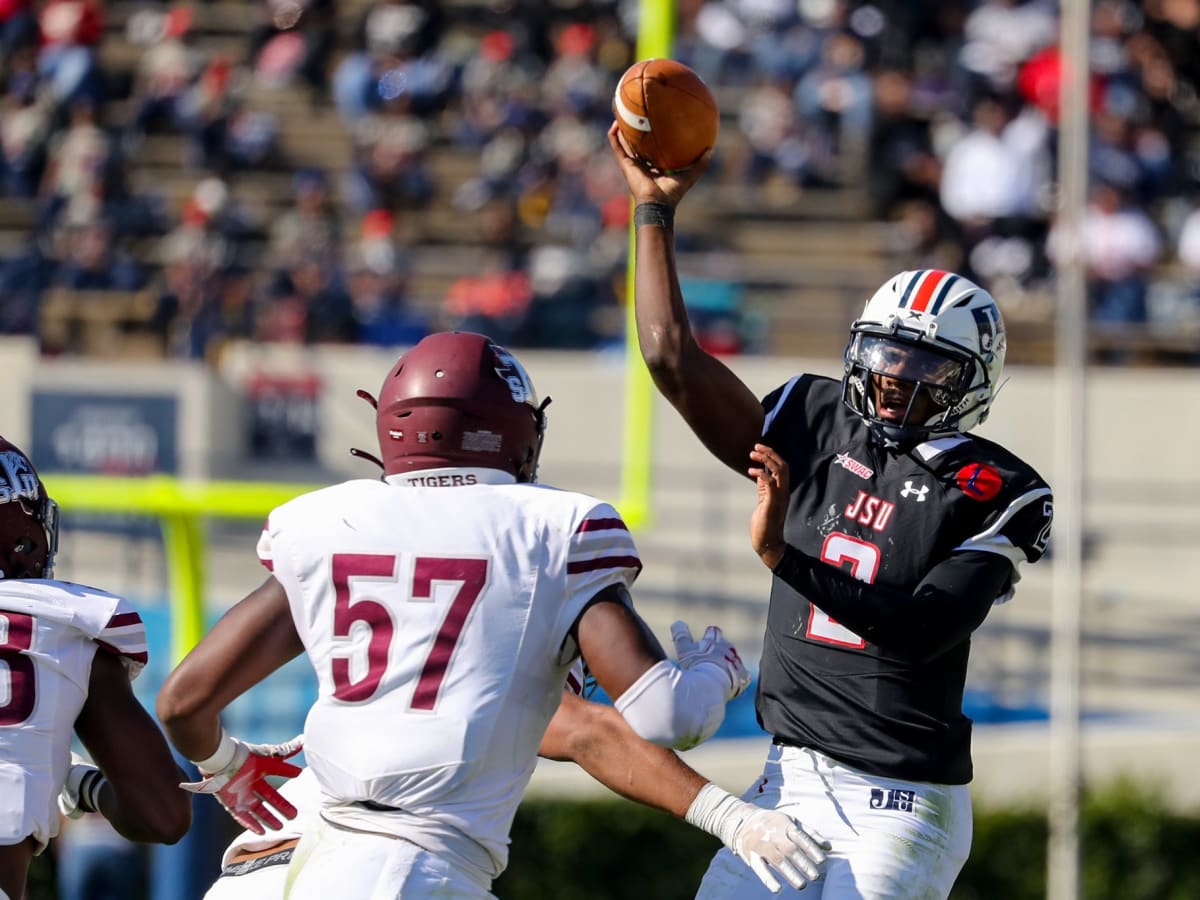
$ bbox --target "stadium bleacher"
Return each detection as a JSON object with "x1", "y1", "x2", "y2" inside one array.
[{"x1": 17, "y1": 0, "x2": 1190, "y2": 365}]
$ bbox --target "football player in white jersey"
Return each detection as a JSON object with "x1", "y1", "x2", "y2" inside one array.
[
  {"x1": 156, "y1": 332, "x2": 828, "y2": 899},
  {"x1": 199, "y1": 665, "x2": 829, "y2": 900},
  {"x1": 0, "y1": 437, "x2": 190, "y2": 900}
]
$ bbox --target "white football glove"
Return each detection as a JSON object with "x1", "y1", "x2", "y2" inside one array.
[
  {"x1": 671, "y1": 621, "x2": 751, "y2": 700},
  {"x1": 181, "y1": 732, "x2": 304, "y2": 835},
  {"x1": 732, "y1": 806, "x2": 830, "y2": 893},
  {"x1": 685, "y1": 783, "x2": 829, "y2": 893},
  {"x1": 58, "y1": 752, "x2": 107, "y2": 819}
]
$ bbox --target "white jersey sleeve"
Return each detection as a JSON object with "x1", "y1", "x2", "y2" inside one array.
[
  {"x1": 256, "y1": 521, "x2": 275, "y2": 574},
  {"x1": 0, "y1": 580, "x2": 147, "y2": 851},
  {"x1": 552, "y1": 501, "x2": 642, "y2": 664},
  {"x1": 93, "y1": 597, "x2": 149, "y2": 681}
]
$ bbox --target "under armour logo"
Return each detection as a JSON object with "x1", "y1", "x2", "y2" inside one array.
[
  {"x1": 900, "y1": 481, "x2": 928, "y2": 502},
  {"x1": 752, "y1": 820, "x2": 781, "y2": 841}
]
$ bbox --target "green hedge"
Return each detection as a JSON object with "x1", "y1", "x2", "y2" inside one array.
[
  {"x1": 497, "y1": 780, "x2": 1200, "y2": 900},
  {"x1": 27, "y1": 781, "x2": 1200, "y2": 899}
]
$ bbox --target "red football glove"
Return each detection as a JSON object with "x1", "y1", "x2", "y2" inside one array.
[{"x1": 182, "y1": 732, "x2": 304, "y2": 835}]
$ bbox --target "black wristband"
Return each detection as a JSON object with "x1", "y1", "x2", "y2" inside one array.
[
  {"x1": 633, "y1": 202, "x2": 674, "y2": 230},
  {"x1": 78, "y1": 769, "x2": 107, "y2": 814}
]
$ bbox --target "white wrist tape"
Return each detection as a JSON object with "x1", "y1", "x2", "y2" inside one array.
[
  {"x1": 613, "y1": 659, "x2": 728, "y2": 750},
  {"x1": 684, "y1": 782, "x2": 748, "y2": 847},
  {"x1": 191, "y1": 729, "x2": 239, "y2": 775},
  {"x1": 69, "y1": 764, "x2": 108, "y2": 814}
]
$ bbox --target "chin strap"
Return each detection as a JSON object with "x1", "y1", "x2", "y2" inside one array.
[
  {"x1": 350, "y1": 447, "x2": 385, "y2": 472},
  {"x1": 350, "y1": 388, "x2": 386, "y2": 472},
  {"x1": 524, "y1": 396, "x2": 553, "y2": 483}
]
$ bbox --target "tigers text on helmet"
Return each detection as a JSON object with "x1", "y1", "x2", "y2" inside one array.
[
  {"x1": 0, "y1": 438, "x2": 59, "y2": 579},
  {"x1": 842, "y1": 270, "x2": 1006, "y2": 447},
  {"x1": 361, "y1": 332, "x2": 549, "y2": 482}
]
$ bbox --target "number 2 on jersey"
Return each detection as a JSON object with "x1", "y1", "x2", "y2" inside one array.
[
  {"x1": 331, "y1": 554, "x2": 488, "y2": 708},
  {"x1": 806, "y1": 533, "x2": 880, "y2": 649}
]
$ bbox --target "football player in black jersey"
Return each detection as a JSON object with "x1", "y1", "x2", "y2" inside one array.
[{"x1": 608, "y1": 125, "x2": 1053, "y2": 898}]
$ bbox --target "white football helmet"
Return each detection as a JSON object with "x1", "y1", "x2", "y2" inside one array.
[{"x1": 842, "y1": 270, "x2": 1006, "y2": 445}]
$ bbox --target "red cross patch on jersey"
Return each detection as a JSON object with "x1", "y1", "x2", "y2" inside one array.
[{"x1": 955, "y1": 463, "x2": 1003, "y2": 501}]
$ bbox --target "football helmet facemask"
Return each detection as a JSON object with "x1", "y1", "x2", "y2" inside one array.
[
  {"x1": 0, "y1": 438, "x2": 59, "y2": 580},
  {"x1": 359, "y1": 332, "x2": 549, "y2": 482},
  {"x1": 842, "y1": 270, "x2": 1006, "y2": 447}
]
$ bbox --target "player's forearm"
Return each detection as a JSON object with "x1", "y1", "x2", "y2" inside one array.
[
  {"x1": 546, "y1": 695, "x2": 706, "y2": 817},
  {"x1": 633, "y1": 225, "x2": 765, "y2": 472},
  {"x1": 95, "y1": 778, "x2": 189, "y2": 844},
  {"x1": 634, "y1": 221, "x2": 696, "y2": 385},
  {"x1": 0, "y1": 843, "x2": 32, "y2": 900},
  {"x1": 157, "y1": 577, "x2": 302, "y2": 761},
  {"x1": 156, "y1": 677, "x2": 226, "y2": 764},
  {"x1": 74, "y1": 652, "x2": 192, "y2": 843},
  {"x1": 771, "y1": 547, "x2": 1006, "y2": 659},
  {"x1": 158, "y1": 708, "x2": 225, "y2": 765}
]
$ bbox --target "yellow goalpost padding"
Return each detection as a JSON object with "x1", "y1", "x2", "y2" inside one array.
[
  {"x1": 619, "y1": 0, "x2": 675, "y2": 532},
  {"x1": 42, "y1": 474, "x2": 321, "y2": 664}
]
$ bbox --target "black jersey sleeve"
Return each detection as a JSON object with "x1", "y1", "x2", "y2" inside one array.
[
  {"x1": 761, "y1": 375, "x2": 844, "y2": 473},
  {"x1": 771, "y1": 546, "x2": 1013, "y2": 661},
  {"x1": 958, "y1": 485, "x2": 1054, "y2": 572}
]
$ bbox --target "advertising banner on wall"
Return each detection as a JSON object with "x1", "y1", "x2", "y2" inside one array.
[
  {"x1": 31, "y1": 391, "x2": 179, "y2": 474},
  {"x1": 245, "y1": 373, "x2": 319, "y2": 462}
]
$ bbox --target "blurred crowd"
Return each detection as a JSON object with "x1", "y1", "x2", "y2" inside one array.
[{"x1": 1, "y1": 0, "x2": 1199, "y2": 364}]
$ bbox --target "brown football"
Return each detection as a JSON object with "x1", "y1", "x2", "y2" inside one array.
[{"x1": 613, "y1": 58, "x2": 719, "y2": 173}]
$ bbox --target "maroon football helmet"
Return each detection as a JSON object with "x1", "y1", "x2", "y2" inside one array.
[
  {"x1": 364, "y1": 332, "x2": 549, "y2": 481},
  {"x1": 0, "y1": 438, "x2": 59, "y2": 580}
]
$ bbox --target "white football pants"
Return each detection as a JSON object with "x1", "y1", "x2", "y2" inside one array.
[
  {"x1": 284, "y1": 818, "x2": 495, "y2": 900},
  {"x1": 204, "y1": 865, "x2": 287, "y2": 900},
  {"x1": 695, "y1": 743, "x2": 972, "y2": 900}
]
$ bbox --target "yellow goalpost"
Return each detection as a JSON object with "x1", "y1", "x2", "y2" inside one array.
[
  {"x1": 42, "y1": 474, "x2": 321, "y2": 664},
  {"x1": 618, "y1": 0, "x2": 675, "y2": 532}
]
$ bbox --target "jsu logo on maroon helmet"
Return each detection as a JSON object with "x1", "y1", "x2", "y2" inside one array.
[
  {"x1": 0, "y1": 450, "x2": 41, "y2": 505},
  {"x1": 491, "y1": 346, "x2": 536, "y2": 405}
]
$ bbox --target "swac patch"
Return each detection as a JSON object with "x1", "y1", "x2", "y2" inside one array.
[
  {"x1": 834, "y1": 452, "x2": 874, "y2": 479},
  {"x1": 956, "y1": 463, "x2": 1003, "y2": 501}
]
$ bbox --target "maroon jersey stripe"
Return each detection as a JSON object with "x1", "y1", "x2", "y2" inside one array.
[
  {"x1": 575, "y1": 518, "x2": 628, "y2": 534},
  {"x1": 567, "y1": 555, "x2": 642, "y2": 574},
  {"x1": 96, "y1": 640, "x2": 149, "y2": 664}
]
